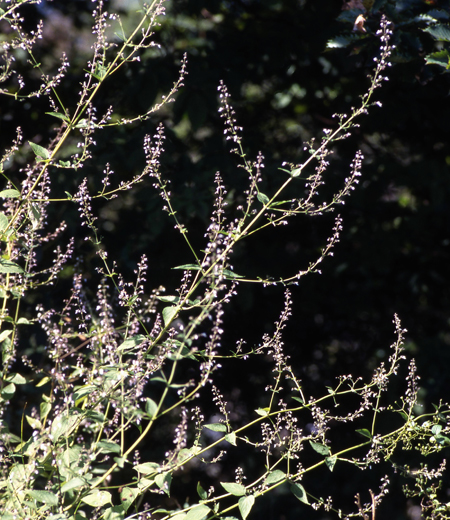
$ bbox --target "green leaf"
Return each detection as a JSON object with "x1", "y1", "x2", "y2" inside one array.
[
  {"x1": 425, "y1": 50, "x2": 450, "y2": 69},
  {"x1": 435, "y1": 434, "x2": 450, "y2": 446},
  {"x1": 325, "y1": 455, "x2": 337, "y2": 472},
  {"x1": 223, "y1": 269, "x2": 245, "y2": 279},
  {"x1": 157, "y1": 295, "x2": 181, "y2": 303},
  {"x1": 177, "y1": 446, "x2": 201, "y2": 464},
  {"x1": 6, "y1": 373, "x2": 26, "y2": 384},
  {"x1": 431, "y1": 424, "x2": 442, "y2": 436},
  {"x1": 197, "y1": 482, "x2": 208, "y2": 500},
  {"x1": 28, "y1": 203, "x2": 41, "y2": 230},
  {"x1": 291, "y1": 396, "x2": 304, "y2": 404},
  {"x1": 28, "y1": 490, "x2": 58, "y2": 506},
  {"x1": 257, "y1": 192, "x2": 270, "y2": 205},
  {"x1": 120, "y1": 487, "x2": 138, "y2": 512},
  {"x1": 16, "y1": 317, "x2": 32, "y2": 325},
  {"x1": 173, "y1": 263, "x2": 202, "y2": 271},
  {"x1": 81, "y1": 490, "x2": 112, "y2": 507},
  {"x1": 118, "y1": 334, "x2": 146, "y2": 351},
  {"x1": 238, "y1": 495, "x2": 255, "y2": 520},
  {"x1": 145, "y1": 397, "x2": 158, "y2": 418},
  {"x1": 309, "y1": 441, "x2": 330, "y2": 456},
  {"x1": 45, "y1": 111, "x2": 70, "y2": 122},
  {"x1": 423, "y1": 24, "x2": 450, "y2": 42},
  {"x1": 204, "y1": 423, "x2": 227, "y2": 432},
  {"x1": 51, "y1": 412, "x2": 79, "y2": 441},
  {"x1": 26, "y1": 415, "x2": 42, "y2": 429},
  {"x1": 134, "y1": 462, "x2": 160, "y2": 475},
  {"x1": 0, "y1": 258, "x2": 24, "y2": 274},
  {"x1": 73, "y1": 386, "x2": 96, "y2": 403},
  {"x1": 185, "y1": 504, "x2": 211, "y2": 520},
  {"x1": 225, "y1": 432, "x2": 237, "y2": 445},
  {"x1": 155, "y1": 471, "x2": 172, "y2": 495},
  {"x1": 264, "y1": 470, "x2": 286, "y2": 486},
  {"x1": 255, "y1": 408, "x2": 269, "y2": 417},
  {"x1": 290, "y1": 482, "x2": 309, "y2": 504},
  {"x1": 0, "y1": 330, "x2": 12, "y2": 342},
  {"x1": 356, "y1": 428, "x2": 372, "y2": 439},
  {"x1": 28, "y1": 141, "x2": 50, "y2": 160},
  {"x1": 289, "y1": 168, "x2": 302, "y2": 177},
  {"x1": 97, "y1": 441, "x2": 121, "y2": 454},
  {"x1": 326, "y1": 35, "x2": 359, "y2": 49},
  {"x1": 1, "y1": 383, "x2": 15, "y2": 399},
  {"x1": 40, "y1": 402, "x2": 51, "y2": 422},
  {"x1": 220, "y1": 482, "x2": 246, "y2": 496},
  {"x1": 162, "y1": 306, "x2": 178, "y2": 326},
  {"x1": 0, "y1": 189, "x2": 20, "y2": 198},
  {"x1": 60, "y1": 476, "x2": 85, "y2": 493},
  {"x1": 36, "y1": 376, "x2": 51, "y2": 387},
  {"x1": 0, "y1": 212, "x2": 8, "y2": 231}
]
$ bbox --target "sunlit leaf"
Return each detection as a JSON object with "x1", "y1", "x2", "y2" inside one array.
[
  {"x1": 162, "y1": 306, "x2": 178, "y2": 326},
  {"x1": 0, "y1": 259, "x2": 24, "y2": 274},
  {"x1": 238, "y1": 495, "x2": 255, "y2": 520},
  {"x1": 204, "y1": 423, "x2": 227, "y2": 432},
  {"x1": 28, "y1": 141, "x2": 50, "y2": 160},
  {"x1": 28, "y1": 490, "x2": 58, "y2": 505},
  {"x1": 81, "y1": 490, "x2": 112, "y2": 507},
  {"x1": 221, "y1": 482, "x2": 246, "y2": 496},
  {"x1": 264, "y1": 470, "x2": 286, "y2": 486},
  {"x1": 185, "y1": 504, "x2": 210, "y2": 520}
]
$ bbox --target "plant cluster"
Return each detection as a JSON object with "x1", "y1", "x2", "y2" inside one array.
[{"x1": 0, "y1": 2, "x2": 449, "y2": 520}]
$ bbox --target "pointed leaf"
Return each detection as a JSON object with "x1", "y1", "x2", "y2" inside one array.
[
  {"x1": 45, "y1": 111, "x2": 70, "y2": 122},
  {"x1": 356, "y1": 428, "x2": 372, "y2": 439},
  {"x1": 423, "y1": 24, "x2": 450, "y2": 42},
  {"x1": 204, "y1": 423, "x2": 227, "y2": 432},
  {"x1": 97, "y1": 441, "x2": 121, "y2": 454},
  {"x1": 264, "y1": 470, "x2": 286, "y2": 486},
  {"x1": 220, "y1": 482, "x2": 246, "y2": 496},
  {"x1": 325, "y1": 455, "x2": 337, "y2": 472},
  {"x1": 0, "y1": 212, "x2": 8, "y2": 231},
  {"x1": 60, "y1": 476, "x2": 85, "y2": 493},
  {"x1": 289, "y1": 168, "x2": 302, "y2": 177},
  {"x1": 28, "y1": 203, "x2": 41, "y2": 230},
  {"x1": 29, "y1": 141, "x2": 50, "y2": 160},
  {"x1": 146, "y1": 398, "x2": 158, "y2": 418},
  {"x1": 197, "y1": 482, "x2": 208, "y2": 500},
  {"x1": 225, "y1": 432, "x2": 237, "y2": 445},
  {"x1": 309, "y1": 441, "x2": 330, "y2": 456},
  {"x1": 81, "y1": 490, "x2": 112, "y2": 507},
  {"x1": 28, "y1": 490, "x2": 58, "y2": 505},
  {"x1": 223, "y1": 269, "x2": 245, "y2": 279},
  {"x1": 118, "y1": 334, "x2": 146, "y2": 351},
  {"x1": 290, "y1": 482, "x2": 309, "y2": 504},
  {"x1": 155, "y1": 471, "x2": 172, "y2": 495},
  {"x1": 0, "y1": 259, "x2": 24, "y2": 274},
  {"x1": 0, "y1": 189, "x2": 20, "y2": 198},
  {"x1": 162, "y1": 306, "x2": 178, "y2": 326},
  {"x1": 134, "y1": 462, "x2": 160, "y2": 475},
  {"x1": 257, "y1": 192, "x2": 270, "y2": 205},
  {"x1": 238, "y1": 495, "x2": 255, "y2": 520},
  {"x1": 173, "y1": 264, "x2": 202, "y2": 271},
  {"x1": 185, "y1": 504, "x2": 211, "y2": 520}
]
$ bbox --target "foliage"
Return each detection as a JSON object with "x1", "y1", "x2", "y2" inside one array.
[{"x1": 0, "y1": 2, "x2": 449, "y2": 520}]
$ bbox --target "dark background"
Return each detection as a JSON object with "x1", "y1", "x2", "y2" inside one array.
[{"x1": 1, "y1": 0, "x2": 450, "y2": 518}]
